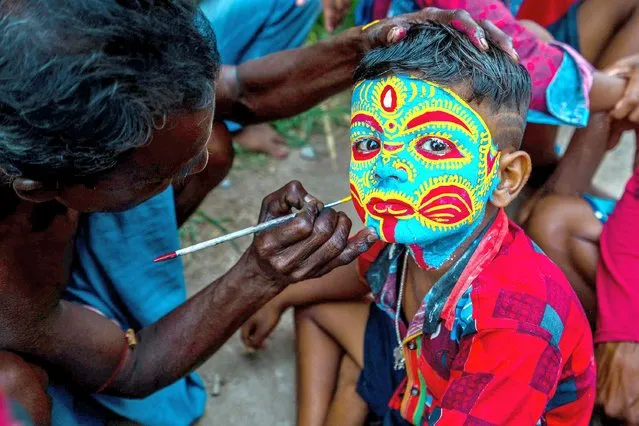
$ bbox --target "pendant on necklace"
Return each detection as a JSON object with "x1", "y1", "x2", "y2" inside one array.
[{"x1": 393, "y1": 345, "x2": 405, "y2": 371}]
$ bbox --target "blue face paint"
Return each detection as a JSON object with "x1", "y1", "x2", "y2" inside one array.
[{"x1": 349, "y1": 74, "x2": 500, "y2": 269}]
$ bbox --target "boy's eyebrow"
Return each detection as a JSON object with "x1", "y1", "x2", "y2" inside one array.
[
  {"x1": 351, "y1": 113, "x2": 384, "y2": 133},
  {"x1": 406, "y1": 110, "x2": 471, "y2": 134}
]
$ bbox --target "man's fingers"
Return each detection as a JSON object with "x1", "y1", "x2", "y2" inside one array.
[
  {"x1": 315, "y1": 226, "x2": 379, "y2": 277},
  {"x1": 479, "y1": 20, "x2": 518, "y2": 61},
  {"x1": 431, "y1": 8, "x2": 487, "y2": 50},
  {"x1": 290, "y1": 212, "x2": 352, "y2": 279},
  {"x1": 268, "y1": 207, "x2": 341, "y2": 276},
  {"x1": 383, "y1": 25, "x2": 407, "y2": 44},
  {"x1": 258, "y1": 180, "x2": 312, "y2": 222},
  {"x1": 254, "y1": 200, "x2": 323, "y2": 258}
]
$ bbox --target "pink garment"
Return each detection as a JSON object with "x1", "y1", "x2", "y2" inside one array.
[
  {"x1": 417, "y1": 0, "x2": 591, "y2": 112},
  {"x1": 596, "y1": 167, "x2": 639, "y2": 343}
]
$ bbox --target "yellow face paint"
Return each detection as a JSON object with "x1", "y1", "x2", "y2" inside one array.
[{"x1": 349, "y1": 74, "x2": 500, "y2": 269}]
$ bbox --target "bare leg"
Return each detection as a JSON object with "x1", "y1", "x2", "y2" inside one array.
[
  {"x1": 324, "y1": 355, "x2": 369, "y2": 426},
  {"x1": 234, "y1": 123, "x2": 290, "y2": 159},
  {"x1": 295, "y1": 306, "x2": 343, "y2": 426},
  {"x1": 294, "y1": 301, "x2": 370, "y2": 426},
  {"x1": 578, "y1": 0, "x2": 639, "y2": 67},
  {"x1": 524, "y1": 194, "x2": 602, "y2": 326},
  {"x1": 0, "y1": 351, "x2": 51, "y2": 426}
]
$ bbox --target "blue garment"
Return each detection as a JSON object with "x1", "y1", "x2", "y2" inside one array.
[
  {"x1": 583, "y1": 193, "x2": 617, "y2": 224},
  {"x1": 357, "y1": 304, "x2": 412, "y2": 426},
  {"x1": 199, "y1": 0, "x2": 321, "y2": 132},
  {"x1": 50, "y1": 187, "x2": 207, "y2": 426}
]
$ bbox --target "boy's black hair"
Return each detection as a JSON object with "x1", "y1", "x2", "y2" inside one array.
[{"x1": 354, "y1": 22, "x2": 532, "y2": 133}]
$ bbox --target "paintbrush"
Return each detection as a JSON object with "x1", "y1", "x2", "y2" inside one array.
[{"x1": 154, "y1": 195, "x2": 353, "y2": 263}]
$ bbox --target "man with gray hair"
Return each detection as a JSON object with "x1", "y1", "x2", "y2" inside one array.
[{"x1": 0, "y1": 1, "x2": 514, "y2": 424}]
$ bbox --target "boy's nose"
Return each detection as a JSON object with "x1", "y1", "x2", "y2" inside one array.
[{"x1": 374, "y1": 159, "x2": 408, "y2": 184}]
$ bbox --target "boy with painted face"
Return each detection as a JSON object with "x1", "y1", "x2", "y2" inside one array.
[{"x1": 241, "y1": 23, "x2": 596, "y2": 425}]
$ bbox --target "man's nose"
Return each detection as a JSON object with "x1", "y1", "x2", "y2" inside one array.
[{"x1": 373, "y1": 158, "x2": 409, "y2": 184}]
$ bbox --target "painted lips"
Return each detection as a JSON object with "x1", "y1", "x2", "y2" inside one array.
[
  {"x1": 366, "y1": 198, "x2": 415, "y2": 218},
  {"x1": 365, "y1": 185, "x2": 473, "y2": 225}
]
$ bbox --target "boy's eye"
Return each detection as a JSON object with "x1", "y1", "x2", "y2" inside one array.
[
  {"x1": 418, "y1": 137, "x2": 452, "y2": 156},
  {"x1": 354, "y1": 138, "x2": 381, "y2": 153}
]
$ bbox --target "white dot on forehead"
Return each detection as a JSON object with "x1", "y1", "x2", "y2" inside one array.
[{"x1": 383, "y1": 89, "x2": 393, "y2": 109}]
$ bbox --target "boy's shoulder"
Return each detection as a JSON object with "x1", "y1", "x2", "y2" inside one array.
[{"x1": 466, "y1": 218, "x2": 591, "y2": 350}]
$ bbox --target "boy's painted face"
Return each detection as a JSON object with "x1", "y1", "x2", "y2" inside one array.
[{"x1": 349, "y1": 74, "x2": 500, "y2": 269}]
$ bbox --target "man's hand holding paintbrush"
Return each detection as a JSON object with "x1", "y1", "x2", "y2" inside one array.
[{"x1": 239, "y1": 181, "x2": 378, "y2": 288}]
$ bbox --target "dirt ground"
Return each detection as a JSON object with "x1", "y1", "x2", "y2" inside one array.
[{"x1": 184, "y1": 123, "x2": 635, "y2": 425}]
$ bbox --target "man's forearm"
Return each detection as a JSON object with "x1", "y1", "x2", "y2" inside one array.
[
  {"x1": 215, "y1": 27, "x2": 365, "y2": 124},
  {"x1": 22, "y1": 251, "x2": 280, "y2": 398},
  {"x1": 110, "y1": 252, "x2": 279, "y2": 397}
]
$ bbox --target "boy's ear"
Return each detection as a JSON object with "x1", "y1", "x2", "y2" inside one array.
[
  {"x1": 491, "y1": 149, "x2": 531, "y2": 208},
  {"x1": 12, "y1": 177, "x2": 59, "y2": 203}
]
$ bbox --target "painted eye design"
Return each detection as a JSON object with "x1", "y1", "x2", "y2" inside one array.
[
  {"x1": 418, "y1": 137, "x2": 451, "y2": 155},
  {"x1": 352, "y1": 137, "x2": 381, "y2": 161},
  {"x1": 414, "y1": 136, "x2": 464, "y2": 161},
  {"x1": 355, "y1": 138, "x2": 381, "y2": 153}
]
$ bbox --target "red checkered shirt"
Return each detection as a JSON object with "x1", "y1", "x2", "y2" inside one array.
[{"x1": 358, "y1": 209, "x2": 596, "y2": 425}]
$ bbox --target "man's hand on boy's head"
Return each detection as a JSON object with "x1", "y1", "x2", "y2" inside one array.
[{"x1": 361, "y1": 7, "x2": 518, "y2": 62}]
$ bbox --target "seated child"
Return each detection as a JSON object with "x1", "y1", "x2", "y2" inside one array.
[{"x1": 241, "y1": 23, "x2": 596, "y2": 425}]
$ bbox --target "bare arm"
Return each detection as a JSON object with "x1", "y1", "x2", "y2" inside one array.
[
  {"x1": 240, "y1": 260, "x2": 370, "y2": 350},
  {"x1": 2, "y1": 182, "x2": 377, "y2": 397},
  {"x1": 214, "y1": 8, "x2": 518, "y2": 125},
  {"x1": 214, "y1": 28, "x2": 363, "y2": 124},
  {"x1": 272, "y1": 261, "x2": 368, "y2": 311},
  {"x1": 590, "y1": 72, "x2": 627, "y2": 112}
]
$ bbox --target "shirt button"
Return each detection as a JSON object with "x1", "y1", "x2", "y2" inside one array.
[
  {"x1": 410, "y1": 386, "x2": 420, "y2": 397},
  {"x1": 407, "y1": 341, "x2": 416, "y2": 350}
]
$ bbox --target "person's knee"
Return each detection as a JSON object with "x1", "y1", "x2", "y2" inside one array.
[
  {"x1": 525, "y1": 194, "x2": 573, "y2": 248},
  {"x1": 0, "y1": 351, "x2": 51, "y2": 426},
  {"x1": 294, "y1": 302, "x2": 325, "y2": 325},
  {"x1": 335, "y1": 356, "x2": 361, "y2": 394}
]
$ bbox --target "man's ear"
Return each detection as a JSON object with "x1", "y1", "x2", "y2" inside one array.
[
  {"x1": 12, "y1": 178, "x2": 59, "y2": 203},
  {"x1": 491, "y1": 149, "x2": 531, "y2": 208}
]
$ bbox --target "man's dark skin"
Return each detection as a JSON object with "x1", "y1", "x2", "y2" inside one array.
[{"x1": 0, "y1": 8, "x2": 516, "y2": 424}]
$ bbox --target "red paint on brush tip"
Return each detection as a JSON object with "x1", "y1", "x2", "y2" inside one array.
[{"x1": 153, "y1": 252, "x2": 178, "y2": 263}]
